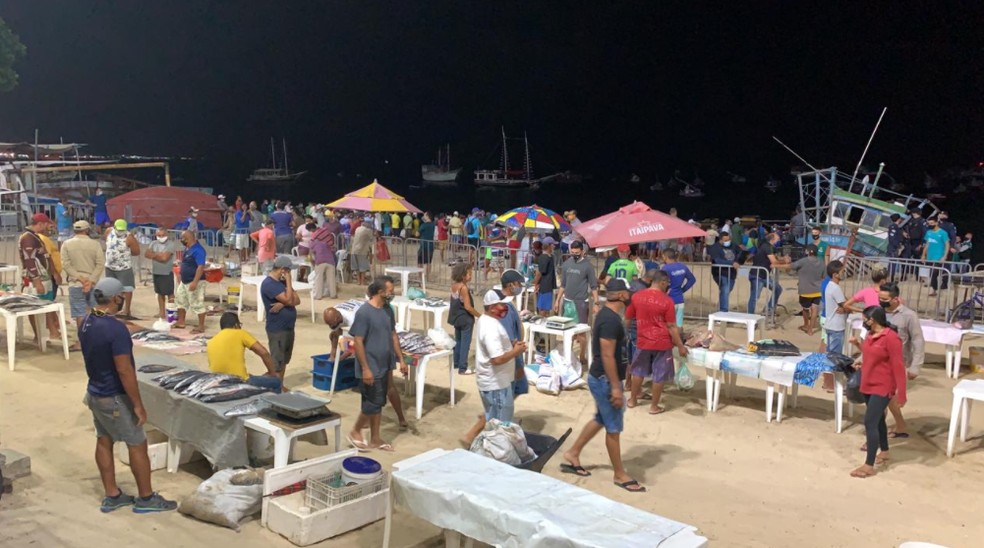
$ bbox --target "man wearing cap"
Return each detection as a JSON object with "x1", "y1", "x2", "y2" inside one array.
[
  {"x1": 61, "y1": 220, "x2": 105, "y2": 348},
  {"x1": 80, "y1": 277, "x2": 177, "y2": 513},
  {"x1": 562, "y1": 278, "x2": 645, "y2": 492},
  {"x1": 448, "y1": 211, "x2": 463, "y2": 245},
  {"x1": 185, "y1": 207, "x2": 201, "y2": 233},
  {"x1": 174, "y1": 230, "x2": 207, "y2": 333},
  {"x1": 496, "y1": 269, "x2": 530, "y2": 396},
  {"x1": 250, "y1": 218, "x2": 277, "y2": 273},
  {"x1": 606, "y1": 244, "x2": 637, "y2": 281},
  {"x1": 532, "y1": 237, "x2": 558, "y2": 316},
  {"x1": 262, "y1": 256, "x2": 301, "y2": 380},
  {"x1": 103, "y1": 220, "x2": 140, "y2": 319},
  {"x1": 144, "y1": 227, "x2": 177, "y2": 321},
  {"x1": 19, "y1": 212, "x2": 62, "y2": 341},
  {"x1": 906, "y1": 209, "x2": 926, "y2": 259},
  {"x1": 466, "y1": 208, "x2": 482, "y2": 249},
  {"x1": 626, "y1": 270, "x2": 688, "y2": 412},
  {"x1": 556, "y1": 240, "x2": 599, "y2": 364},
  {"x1": 462, "y1": 289, "x2": 529, "y2": 446}
]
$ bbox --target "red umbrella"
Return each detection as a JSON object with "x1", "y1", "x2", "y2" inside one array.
[{"x1": 574, "y1": 201, "x2": 706, "y2": 248}]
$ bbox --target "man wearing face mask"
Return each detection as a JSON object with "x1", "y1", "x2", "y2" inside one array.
[
  {"x1": 144, "y1": 227, "x2": 177, "y2": 321},
  {"x1": 556, "y1": 240, "x2": 599, "y2": 364},
  {"x1": 810, "y1": 227, "x2": 829, "y2": 264},
  {"x1": 461, "y1": 290, "x2": 529, "y2": 446},
  {"x1": 706, "y1": 231, "x2": 741, "y2": 312},
  {"x1": 103, "y1": 219, "x2": 141, "y2": 320},
  {"x1": 922, "y1": 216, "x2": 950, "y2": 296},
  {"x1": 261, "y1": 256, "x2": 301, "y2": 381},
  {"x1": 875, "y1": 282, "x2": 923, "y2": 440},
  {"x1": 174, "y1": 230, "x2": 207, "y2": 334},
  {"x1": 496, "y1": 269, "x2": 530, "y2": 397}
]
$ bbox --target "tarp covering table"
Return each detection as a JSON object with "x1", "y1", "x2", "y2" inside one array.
[
  {"x1": 135, "y1": 353, "x2": 262, "y2": 470},
  {"x1": 389, "y1": 449, "x2": 706, "y2": 547}
]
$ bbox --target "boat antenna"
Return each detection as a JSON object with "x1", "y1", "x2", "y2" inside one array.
[
  {"x1": 850, "y1": 107, "x2": 887, "y2": 185},
  {"x1": 771, "y1": 136, "x2": 826, "y2": 176},
  {"x1": 282, "y1": 138, "x2": 290, "y2": 175},
  {"x1": 270, "y1": 137, "x2": 277, "y2": 170}
]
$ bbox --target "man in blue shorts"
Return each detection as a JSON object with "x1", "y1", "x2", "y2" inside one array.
[
  {"x1": 561, "y1": 278, "x2": 645, "y2": 492},
  {"x1": 532, "y1": 237, "x2": 557, "y2": 316}
]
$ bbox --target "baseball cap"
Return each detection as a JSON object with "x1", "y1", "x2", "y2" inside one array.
[
  {"x1": 217, "y1": 194, "x2": 225, "y2": 200},
  {"x1": 31, "y1": 212, "x2": 52, "y2": 224},
  {"x1": 606, "y1": 277, "x2": 629, "y2": 293},
  {"x1": 483, "y1": 289, "x2": 510, "y2": 306},
  {"x1": 113, "y1": 219, "x2": 128, "y2": 231},
  {"x1": 273, "y1": 256, "x2": 294, "y2": 269},
  {"x1": 453, "y1": 211, "x2": 459, "y2": 216},
  {"x1": 73, "y1": 220, "x2": 91, "y2": 231},
  {"x1": 570, "y1": 240, "x2": 584, "y2": 249},
  {"x1": 500, "y1": 269, "x2": 525, "y2": 286},
  {"x1": 616, "y1": 243, "x2": 630, "y2": 253},
  {"x1": 94, "y1": 277, "x2": 124, "y2": 298},
  {"x1": 541, "y1": 236, "x2": 557, "y2": 246},
  {"x1": 471, "y1": 207, "x2": 481, "y2": 213}
]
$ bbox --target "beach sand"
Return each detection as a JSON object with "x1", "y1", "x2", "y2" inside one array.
[{"x1": 2, "y1": 270, "x2": 983, "y2": 548}]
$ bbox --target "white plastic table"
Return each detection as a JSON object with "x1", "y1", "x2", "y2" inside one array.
[
  {"x1": 707, "y1": 311, "x2": 764, "y2": 344},
  {"x1": 384, "y1": 266, "x2": 425, "y2": 295},
  {"x1": 406, "y1": 349, "x2": 454, "y2": 419},
  {"x1": 406, "y1": 301, "x2": 450, "y2": 333},
  {"x1": 238, "y1": 275, "x2": 315, "y2": 323},
  {"x1": 1, "y1": 302, "x2": 70, "y2": 371},
  {"x1": 851, "y1": 317, "x2": 984, "y2": 379},
  {"x1": 382, "y1": 448, "x2": 708, "y2": 548},
  {"x1": 243, "y1": 414, "x2": 341, "y2": 469},
  {"x1": 0, "y1": 264, "x2": 21, "y2": 287},
  {"x1": 523, "y1": 322, "x2": 592, "y2": 365}
]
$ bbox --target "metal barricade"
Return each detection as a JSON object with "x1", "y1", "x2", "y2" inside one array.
[
  {"x1": 680, "y1": 263, "x2": 778, "y2": 325},
  {"x1": 841, "y1": 255, "x2": 954, "y2": 321}
]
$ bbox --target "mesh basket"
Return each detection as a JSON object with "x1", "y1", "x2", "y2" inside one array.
[{"x1": 304, "y1": 470, "x2": 388, "y2": 510}]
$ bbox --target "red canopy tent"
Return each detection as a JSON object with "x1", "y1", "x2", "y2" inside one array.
[
  {"x1": 574, "y1": 201, "x2": 706, "y2": 248},
  {"x1": 107, "y1": 186, "x2": 223, "y2": 228}
]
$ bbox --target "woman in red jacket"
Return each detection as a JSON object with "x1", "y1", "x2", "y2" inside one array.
[{"x1": 852, "y1": 305, "x2": 907, "y2": 478}]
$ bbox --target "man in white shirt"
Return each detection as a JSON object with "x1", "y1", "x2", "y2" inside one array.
[
  {"x1": 461, "y1": 290, "x2": 527, "y2": 446},
  {"x1": 823, "y1": 260, "x2": 848, "y2": 354}
]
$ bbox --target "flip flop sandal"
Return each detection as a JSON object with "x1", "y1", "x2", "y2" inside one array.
[
  {"x1": 375, "y1": 443, "x2": 395, "y2": 452},
  {"x1": 888, "y1": 432, "x2": 910, "y2": 439},
  {"x1": 560, "y1": 463, "x2": 591, "y2": 477},
  {"x1": 614, "y1": 479, "x2": 647, "y2": 493},
  {"x1": 346, "y1": 435, "x2": 370, "y2": 452},
  {"x1": 648, "y1": 407, "x2": 666, "y2": 415}
]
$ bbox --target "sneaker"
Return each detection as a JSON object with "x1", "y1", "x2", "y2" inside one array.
[
  {"x1": 100, "y1": 490, "x2": 135, "y2": 513},
  {"x1": 132, "y1": 492, "x2": 178, "y2": 514}
]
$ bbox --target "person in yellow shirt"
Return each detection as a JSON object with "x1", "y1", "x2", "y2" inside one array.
[
  {"x1": 207, "y1": 312, "x2": 283, "y2": 391},
  {"x1": 37, "y1": 217, "x2": 65, "y2": 339}
]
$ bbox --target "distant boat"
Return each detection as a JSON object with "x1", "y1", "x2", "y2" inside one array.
[
  {"x1": 680, "y1": 183, "x2": 704, "y2": 198},
  {"x1": 474, "y1": 127, "x2": 560, "y2": 189},
  {"x1": 247, "y1": 138, "x2": 307, "y2": 184},
  {"x1": 728, "y1": 172, "x2": 747, "y2": 183},
  {"x1": 765, "y1": 178, "x2": 780, "y2": 192},
  {"x1": 649, "y1": 174, "x2": 664, "y2": 192},
  {"x1": 421, "y1": 144, "x2": 460, "y2": 185}
]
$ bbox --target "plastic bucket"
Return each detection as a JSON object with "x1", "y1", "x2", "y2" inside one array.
[
  {"x1": 165, "y1": 302, "x2": 177, "y2": 323},
  {"x1": 227, "y1": 285, "x2": 241, "y2": 306},
  {"x1": 341, "y1": 456, "x2": 382, "y2": 486},
  {"x1": 246, "y1": 429, "x2": 275, "y2": 462},
  {"x1": 970, "y1": 347, "x2": 984, "y2": 374}
]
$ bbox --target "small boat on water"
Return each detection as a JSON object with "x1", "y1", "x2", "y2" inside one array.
[
  {"x1": 680, "y1": 183, "x2": 704, "y2": 198},
  {"x1": 765, "y1": 178, "x2": 780, "y2": 192},
  {"x1": 474, "y1": 127, "x2": 561, "y2": 189},
  {"x1": 421, "y1": 144, "x2": 460, "y2": 185},
  {"x1": 247, "y1": 138, "x2": 307, "y2": 184}
]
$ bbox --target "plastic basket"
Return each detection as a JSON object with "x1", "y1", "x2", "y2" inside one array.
[
  {"x1": 311, "y1": 355, "x2": 359, "y2": 391},
  {"x1": 304, "y1": 470, "x2": 388, "y2": 511}
]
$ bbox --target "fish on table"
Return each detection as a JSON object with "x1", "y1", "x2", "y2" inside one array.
[
  {"x1": 132, "y1": 329, "x2": 182, "y2": 343},
  {"x1": 198, "y1": 384, "x2": 272, "y2": 403},
  {"x1": 138, "y1": 364, "x2": 177, "y2": 374},
  {"x1": 158, "y1": 370, "x2": 205, "y2": 389},
  {"x1": 171, "y1": 371, "x2": 211, "y2": 392},
  {"x1": 223, "y1": 399, "x2": 272, "y2": 417},
  {"x1": 178, "y1": 374, "x2": 242, "y2": 397}
]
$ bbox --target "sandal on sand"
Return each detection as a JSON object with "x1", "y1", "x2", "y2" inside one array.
[
  {"x1": 560, "y1": 463, "x2": 591, "y2": 477},
  {"x1": 850, "y1": 467, "x2": 876, "y2": 478},
  {"x1": 888, "y1": 432, "x2": 909, "y2": 439},
  {"x1": 648, "y1": 407, "x2": 665, "y2": 415},
  {"x1": 614, "y1": 480, "x2": 647, "y2": 493},
  {"x1": 375, "y1": 443, "x2": 395, "y2": 452},
  {"x1": 346, "y1": 435, "x2": 370, "y2": 452}
]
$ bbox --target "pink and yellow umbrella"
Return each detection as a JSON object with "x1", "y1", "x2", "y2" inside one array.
[{"x1": 325, "y1": 179, "x2": 422, "y2": 213}]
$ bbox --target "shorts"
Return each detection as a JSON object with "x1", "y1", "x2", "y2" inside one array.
[
  {"x1": 674, "y1": 303, "x2": 685, "y2": 327},
  {"x1": 479, "y1": 386, "x2": 515, "y2": 422},
  {"x1": 68, "y1": 286, "x2": 93, "y2": 318},
  {"x1": 799, "y1": 295, "x2": 821, "y2": 309},
  {"x1": 631, "y1": 348, "x2": 676, "y2": 383},
  {"x1": 105, "y1": 268, "x2": 135, "y2": 292},
  {"x1": 175, "y1": 281, "x2": 206, "y2": 315},
  {"x1": 574, "y1": 299, "x2": 589, "y2": 324},
  {"x1": 84, "y1": 393, "x2": 147, "y2": 446},
  {"x1": 152, "y1": 273, "x2": 174, "y2": 296},
  {"x1": 588, "y1": 374, "x2": 625, "y2": 434},
  {"x1": 820, "y1": 316, "x2": 827, "y2": 343},
  {"x1": 417, "y1": 244, "x2": 433, "y2": 264},
  {"x1": 468, "y1": 237, "x2": 480, "y2": 249},
  {"x1": 359, "y1": 374, "x2": 388, "y2": 415},
  {"x1": 267, "y1": 329, "x2": 296, "y2": 371},
  {"x1": 537, "y1": 291, "x2": 553, "y2": 312},
  {"x1": 247, "y1": 374, "x2": 283, "y2": 391},
  {"x1": 94, "y1": 211, "x2": 110, "y2": 226},
  {"x1": 37, "y1": 288, "x2": 56, "y2": 301},
  {"x1": 351, "y1": 253, "x2": 370, "y2": 273},
  {"x1": 234, "y1": 233, "x2": 250, "y2": 250},
  {"x1": 437, "y1": 239, "x2": 447, "y2": 250}
]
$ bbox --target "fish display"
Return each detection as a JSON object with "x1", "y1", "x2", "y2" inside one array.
[
  {"x1": 223, "y1": 399, "x2": 272, "y2": 417},
  {"x1": 198, "y1": 384, "x2": 272, "y2": 403},
  {"x1": 178, "y1": 374, "x2": 242, "y2": 397},
  {"x1": 138, "y1": 364, "x2": 177, "y2": 374},
  {"x1": 398, "y1": 331, "x2": 438, "y2": 354},
  {"x1": 157, "y1": 370, "x2": 205, "y2": 389},
  {"x1": 172, "y1": 371, "x2": 211, "y2": 392},
  {"x1": 132, "y1": 329, "x2": 183, "y2": 343},
  {"x1": 0, "y1": 294, "x2": 50, "y2": 312},
  {"x1": 152, "y1": 369, "x2": 190, "y2": 383}
]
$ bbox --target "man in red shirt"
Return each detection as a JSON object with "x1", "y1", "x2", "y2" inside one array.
[
  {"x1": 625, "y1": 270, "x2": 688, "y2": 413},
  {"x1": 436, "y1": 214, "x2": 449, "y2": 262}
]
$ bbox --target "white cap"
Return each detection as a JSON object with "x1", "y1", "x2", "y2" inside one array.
[
  {"x1": 218, "y1": 194, "x2": 226, "y2": 200},
  {"x1": 483, "y1": 289, "x2": 510, "y2": 306}
]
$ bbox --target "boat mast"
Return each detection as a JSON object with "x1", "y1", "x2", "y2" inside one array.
[
  {"x1": 524, "y1": 131, "x2": 532, "y2": 182},
  {"x1": 501, "y1": 127, "x2": 509, "y2": 178},
  {"x1": 270, "y1": 137, "x2": 277, "y2": 170},
  {"x1": 446, "y1": 143, "x2": 451, "y2": 171},
  {"x1": 850, "y1": 107, "x2": 888, "y2": 189},
  {"x1": 282, "y1": 138, "x2": 290, "y2": 175}
]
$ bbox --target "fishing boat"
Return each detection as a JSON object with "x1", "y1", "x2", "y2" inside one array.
[
  {"x1": 765, "y1": 177, "x2": 781, "y2": 192},
  {"x1": 474, "y1": 128, "x2": 560, "y2": 189},
  {"x1": 421, "y1": 144, "x2": 460, "y2": 185},
  {"x1": 247, "y1": 138, "x2": 307, "y2": 184},
  {"x1": 679, "y1": 183, "x2": 704, "y2": 198}
]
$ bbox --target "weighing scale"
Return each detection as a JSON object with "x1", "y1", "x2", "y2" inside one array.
[{"x1": 544, "y1": 315, "x2": 576, "y2": 330}]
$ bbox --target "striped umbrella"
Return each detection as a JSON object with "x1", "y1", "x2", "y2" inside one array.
[
  {"x1": 495, "y1": 204, "x2": 571, "y2": 232},
  {"x1": 325, "y1": 179, "x2": 422, "y2": 213}
]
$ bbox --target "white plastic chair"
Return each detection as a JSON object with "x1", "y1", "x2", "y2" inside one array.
[{"x1": 946, "y1": 379, "x2": 984, "y2": 457}]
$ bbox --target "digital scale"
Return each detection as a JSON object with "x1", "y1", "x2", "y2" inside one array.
[{"x1": 544, "y1": 315, "x2": 577, "y2": 330}]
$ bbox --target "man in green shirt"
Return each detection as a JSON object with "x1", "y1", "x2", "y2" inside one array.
[
  {"x1": 810, "y1": 227, "x2": 828, "y2": 263},
  {"x1": 606, "y1": 244, "x2": 638, "y2": 280}
]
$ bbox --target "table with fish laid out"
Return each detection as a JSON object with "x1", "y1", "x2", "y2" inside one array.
[
  {"x1": 0, "y1": 294, "x2": 70, "y2": 371},
  {"x1": 135, "y1": 354, "x2": 282, "y2": 470}
]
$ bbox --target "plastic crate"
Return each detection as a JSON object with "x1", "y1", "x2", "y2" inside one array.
[
  {"x1": 311, "y1": 355, "x2": 358, "y2": 391},
  {"x1": 305, "y1": 470, "x2": 389, "y2": 511}
]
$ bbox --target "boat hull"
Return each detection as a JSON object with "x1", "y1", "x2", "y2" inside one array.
[{"x1": 421, "y1": 167, "x2": 460, "y2": 183}]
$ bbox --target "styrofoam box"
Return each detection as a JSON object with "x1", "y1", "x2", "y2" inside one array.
[
  {"x1": 265, "y1": 481, "x2": 389, "y2": 546},
  {"x1": 115, "y1": 428, "x2": 199, "y2": 471}
]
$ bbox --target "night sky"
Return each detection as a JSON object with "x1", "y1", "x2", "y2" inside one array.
[{"x1": 1, "y1": 2, "x2": 983, "y2": 217}]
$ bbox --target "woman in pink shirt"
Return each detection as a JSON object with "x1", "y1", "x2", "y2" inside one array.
[
  {"x1": 250, "y1": 219, "x2": 276, "y2": 271},
  {"x1": 844, "y1": 268, "x2": 889, "y2": 312}
]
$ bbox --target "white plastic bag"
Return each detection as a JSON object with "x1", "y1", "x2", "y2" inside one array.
[
  {"x1": 548, "y1": 350, "x2": 585, "y2": 390},
  {"x1": 469, "y1": 419, "x2": 536, "y2": 465},
  {"x1": 427, "y1": 327, "x2": 456, "y2": 350},
  {"x1": 152, "y1": 318, "x2": 172, "y2": 333},
  {"x1": 535, "y1": 363, "x2": 560, "y2": 395},
  {"x1": 178, "y1": 468, "x2": 264, "y2": 531}
]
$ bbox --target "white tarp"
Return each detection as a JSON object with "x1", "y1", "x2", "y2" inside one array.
[{"x1": 391, "y1": 449, "x2": 706, "y2": 547}]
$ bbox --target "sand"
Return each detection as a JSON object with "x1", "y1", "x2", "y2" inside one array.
[{"x1": 2, "y1": 269, "x2": 984, "y2": 548}]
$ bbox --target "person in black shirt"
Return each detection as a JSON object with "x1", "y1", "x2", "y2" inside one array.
[
  {"x1": 747, "y1": 232, "x2": 786, "y2": 315},
  {"x1": 532, "y1": 236, "x2": 557, "y2": 315},
  {"x1": 561, "y1": 278, "x2": 646, "y2": 492}
]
